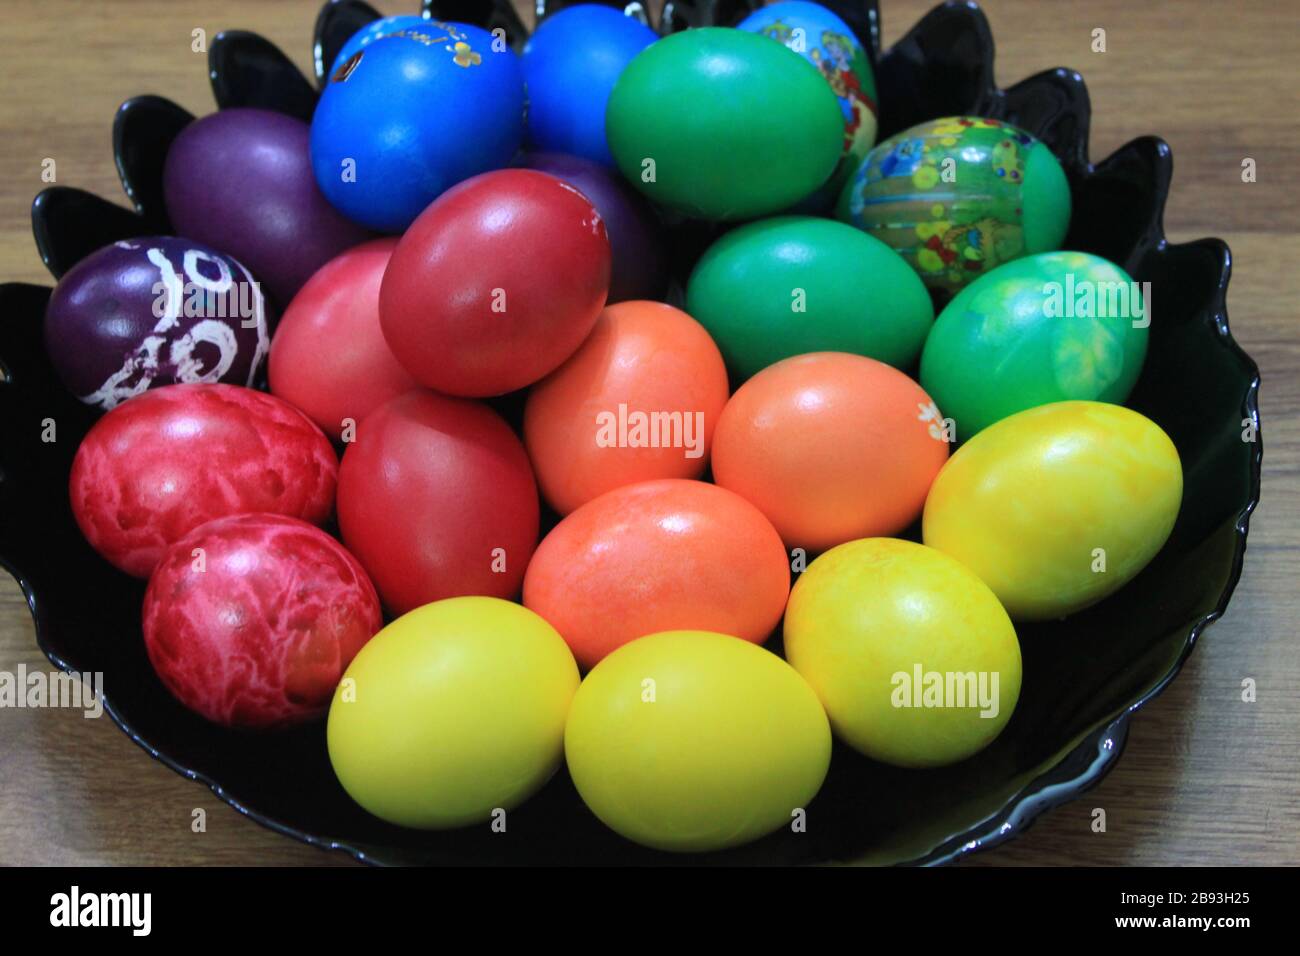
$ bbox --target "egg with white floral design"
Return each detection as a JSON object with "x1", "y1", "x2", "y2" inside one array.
[{"x1": 43, "y1": 237, "x2": 269, "y2": 411}]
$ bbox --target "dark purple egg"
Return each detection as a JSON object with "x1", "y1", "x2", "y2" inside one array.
[
  {"x1": 44, "y1": 237, "x2": 270, "y2": 410},
  {"x1": 163, "y1": 108, "x2": 370, "y2": 306},
  {"x1": 519, "y1": 151, "x2": 667, "y2": 303}
]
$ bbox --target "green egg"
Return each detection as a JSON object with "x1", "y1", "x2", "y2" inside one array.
[
  {"x1": 686, "y1": 216, "x2": 935, "y2": 382},
  {"x1": 919, "y1": 251, "x2": 1149, "y2": 440},
  {"x1": 837, "y1": 116, "x2": 1071, "y2": 295},
  {"x1": 605, "y1": 28, "x2": 845, "y2": 221}
]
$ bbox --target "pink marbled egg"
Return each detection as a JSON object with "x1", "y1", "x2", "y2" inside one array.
[
  {"x1": 69, "y1": 383, "x2": 338, "y2": 577},
  {"x1": 142, "y1": 513, "x2": 381, "y2": 729}
]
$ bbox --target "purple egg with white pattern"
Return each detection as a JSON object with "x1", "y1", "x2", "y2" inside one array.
[{"x1": 43, "y1": 237, "x2": 270, "y2": 411}]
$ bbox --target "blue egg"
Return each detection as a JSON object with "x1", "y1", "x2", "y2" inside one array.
[
  {"x1": 311, "y1": 22, "x2": 525, "y2": 232},
  {"x1": 328, "y1": 14, "x2": 428, "y2": 77},
  {"x1": 522, "y1": 5, "x2": 658, "y2": 167}
]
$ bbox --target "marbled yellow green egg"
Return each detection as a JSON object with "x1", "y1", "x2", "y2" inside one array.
[
  {"x1": 784, "y1": 538, "x2": 1021, "y2": 768},
  {"x1": 837, "y1": 116, "x2": 1071, "y2": 294},
  {"x1": 920, "y1": 251, "x2": 1149, "y2": 439},
  {"x1": 922, "y1": 401, "x2": 1182, "y2": 621}
]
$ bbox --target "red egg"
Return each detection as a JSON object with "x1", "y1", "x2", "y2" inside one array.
[
  {"x1": 70, "y1": 383, "x2": 338, "y2": 577},
  {"x1": 522, "y1": 479, "x2": 790, "y2": 669},
  {"x1": 336, "y1": 390, "x2": 539, "y2": 614},
  {"x1": 379, "y1": 169, "x2": 611, "y2": 397},
  {"x1": 523, "y1": 300, "x2": 730, "y2": 515},
  {"x1": 268, "y1": 238, "x2": 418, "y2": 439},
  {"x1": 142, "y1": 513, "x2": 382, "y2": 729}
]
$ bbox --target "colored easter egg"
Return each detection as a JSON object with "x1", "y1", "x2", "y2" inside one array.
[
  {"x1": 268, "y1": 238, "x2": 417, "y2": 440},
  {"x1": 522, "y1": 5, "x2": 658, "y2": 167},
  {"x1": 565, "y1": 630, "x2": 831, "y2": 852},
  {"x1": 523, "y1": 479, "x2": 790, "y2": 669},
  {"x1": 311, "y1": 22, "x2": 525, "y2": 232},
  {"x1": 686, "y1": 216, "x2": 933, "y2": 382},
  {"x1": 606, "y1": 28, "x2": 844, "y2": 220},
  {"x1": 920, "y1": 251, "x2": 1149, "y2": 439},
  {"x1": 336, "y1": 390, "x2": 539, "y2": 615},
  {"x1": 43, "y1": 237, "x2": 268, "y2": 410},
  {"x1": 712, "y1": 353, "x2": 949, "y2": 552},
  {"x1": 142, "y1": 513, "x2": 381, "y2": 729},
  {"x1": 523, "y1": 301, "x2": 729, "y2": 515},
  {"x1": 519, "y1": 151, "x2": 666, "y2": 302},
  {"x1": 923, "y1": 401, "x2": 1183, "y2": 621},
  {"x1": 380, "y1": 169, "x2": 610, "y2": 397},
  {"x1": 837, "y1": 116, "x2": 1071, "y2": 295},
  {"x1": 163, "y1": 108, "x2": 370, "y2": 306},
  {"x1": 69, "y1": 384, "x2": 338, "y2": 578},
  {"x1": 784, "y1": 537, "x2": 1021, "y2": 768},
  {"x1": 328, "y1": 597, "x2": 579, "y2": 829},
  {"x1": 328, "y1": 14, "x2": 428, "y2": 76},
  {"x1": 738, "y1": 0, "x2": 878, "y2": 196}
]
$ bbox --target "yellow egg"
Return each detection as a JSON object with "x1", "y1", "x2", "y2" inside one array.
[
  {"x1": 326, "y1": 596, "x2": 579, "y2": 829},
  {"x1": 564, "y1": 630, "x2": 831, "y2": 852},
  {"x1": 922, "y1": 400, "x2": 1182, "y2": 620},
  {"x1": 784, "y1": 538, "x2": 1021, "y2": 768}
]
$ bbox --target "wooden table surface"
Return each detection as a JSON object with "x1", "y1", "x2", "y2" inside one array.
[{"x1": 0, "y1": 0, "x2": 1295, "y2": 866}]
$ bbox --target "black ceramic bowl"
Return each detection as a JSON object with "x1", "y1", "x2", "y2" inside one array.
[{"x1": 1, "y1": 0, "x2": 1261, "y2": 865}]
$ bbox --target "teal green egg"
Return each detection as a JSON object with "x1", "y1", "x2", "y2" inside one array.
[
  {"x1": 605, "y1": 28, "x2": 845, "y2": 221},
  {"x1": 837, "y1": 116, "x2": 1071, "y2": 295},
  {"x1": 686, "y1": 216, "x2": 935, "y2": 382},
  {"x1": 919, "y1": 251, "x2": 1149, "y2": 440}
]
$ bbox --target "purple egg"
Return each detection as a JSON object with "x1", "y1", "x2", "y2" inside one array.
[
  {"x1": 44, "y1": 237, "x2": 270, "y2": 411},
  {"x1": 163, "y1": 108, "x2": 370, "y2": 306},
  {"x1": 519, "y1": 151, "x2": 667, "y2": 303}
]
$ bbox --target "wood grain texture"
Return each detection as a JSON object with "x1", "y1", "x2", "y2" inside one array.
[{"x1": 0, "y1": 0, "x2": 1296, "y2": 866}]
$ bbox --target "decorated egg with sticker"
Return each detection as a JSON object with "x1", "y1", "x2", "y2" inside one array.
[
  {"x1": 44, "y1": 237, "x2": 269, "y2": 411},
  {"x1": 920, "y1": 251, "x2": 1149, "y2": 439},
  {"x1": 837, "y1": 116, "x2": 1071, "y2": 295},
  {"x1": 738, "y1": 0, "x2": 877, "y2": 198}
]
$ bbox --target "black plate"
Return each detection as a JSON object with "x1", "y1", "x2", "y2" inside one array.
[{"x1": 1, "y1": 0, "x2": 1261, "y2": 865}]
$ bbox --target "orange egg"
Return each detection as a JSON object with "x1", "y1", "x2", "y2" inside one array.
[
  {"x1": 522, "y1": 479, "x2": 790, "y2": 669},
  {"x1": 523, "y1": 300, "x2": 730, "y2": 515},
  {"x1": 712, "y1": 352, "x2": 949, "y2": 552}
]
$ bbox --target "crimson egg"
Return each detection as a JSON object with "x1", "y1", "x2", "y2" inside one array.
[
  {"x1": 336, "y1": 390, "x2": 539, "y2": 614},
  {"x1": 379, "y1": 169, "x2": 611, "y2": 397}
]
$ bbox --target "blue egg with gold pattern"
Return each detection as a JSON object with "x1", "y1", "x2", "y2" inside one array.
[
  {"x1": 310, "y1": 21, "x2": 525, "y2": 232},
  {"x1": 328, "y1": 14, "x2": 428, "y2": 77}
]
